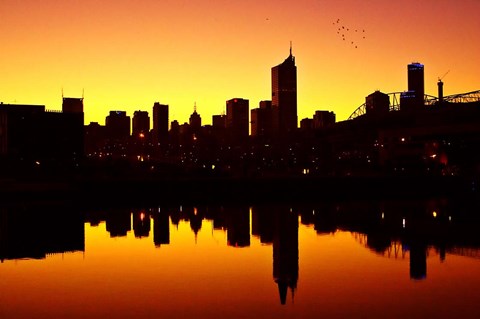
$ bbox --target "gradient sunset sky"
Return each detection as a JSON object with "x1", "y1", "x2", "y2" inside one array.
[{"x1": 1, "y1": 0, "x2": 479, "y2": 125}]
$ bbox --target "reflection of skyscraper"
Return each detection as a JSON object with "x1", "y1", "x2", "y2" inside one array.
[
  {"x1": 153, "y1": 210, "x2": 170, "y2": 247},
  {"x1": 106, "y1": 209, "x2": 131, "y2": 237},
  {"x1": 272, "y1": 46, "x2": 297, "y2": 135},
  {"x1": 273, "y1": 207, "x2": 299, "y2": 305},
  {"x1": 189, "y1": 207, "x2": 203, "y2": 241},
  {"x1": 0, "y1": 205, "x2": 84, "y2": 261},
  {"x1": 409, "y1": 240, "x2": 427, "y2": 280},
  {"x1": 251, "y1": 206, "x2": 274, "y2": 244},
  {"x1": 226, "y1": 206, "x2": 250, "y2": 247},
  {"x1": 133, "y1": 210, "x2": 150, "y2": 238}
]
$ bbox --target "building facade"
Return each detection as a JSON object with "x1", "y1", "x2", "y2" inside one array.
[
  {"x1": 272, "y1": 47, "x2": 297, "y2": 135},
  {"x1": 226, "y1": 98, "x2": 249, "y2": 144}
]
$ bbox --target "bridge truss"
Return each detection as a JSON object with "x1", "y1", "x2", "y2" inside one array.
[{"x1": 347, "y1": 90, "x2": 480, "y2": 120}]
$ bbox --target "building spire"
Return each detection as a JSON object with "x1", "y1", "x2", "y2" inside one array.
[
  {"x1": 194, "y1": 101, "x2": 197, "y2": 113},
  {"x1": 290, "y1": 41, "x2": 292, "y2": 56}
]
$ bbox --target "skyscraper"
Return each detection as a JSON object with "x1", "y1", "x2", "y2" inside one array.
[
  {"x1": 401, "y1": 63, "x2": 425, "y2": 111},
  {"x1": 407, "y1": 62, "x2": 425, "y2": 106},
  {"x1": 189, "y1": 103, "x2": 202, "y2": 134},
  {"x1": 251, "y1": 100, "x2": 274, "y2": 139},
  {"x1": 153, "y1": 102, "x2": 168, "y2": 145},
  {"x1": 132, "y1": 110, "x2": 150, "y2": 137},
  {"x1": 226, "y1": 98, "x2": 249, "y2": 144},
  {"x1": 272, "y1": 45, "x2": 297, "y2": 135},
  {"x1": 105, "y1": 111, "x2": 130, "y2": 141},
  {"x1": 62, "y1": 97, "x2": 83, "y2": 113}
]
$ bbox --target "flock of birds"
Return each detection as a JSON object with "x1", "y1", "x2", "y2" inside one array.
[{"x1": 333, "y1": 18, "x2": 366, "y2": 49}]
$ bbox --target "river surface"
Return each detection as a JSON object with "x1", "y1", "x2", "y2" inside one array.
[{"x1": 1, "y1": 199, "x2": 480, "y2": 318}]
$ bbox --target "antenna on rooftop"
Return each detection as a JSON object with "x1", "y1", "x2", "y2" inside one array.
[{"x1": 290, "y1": 41, "x2": 293, "y2": 55}]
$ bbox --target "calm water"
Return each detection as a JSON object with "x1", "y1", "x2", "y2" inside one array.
[{"x1": 1, "y1": 199, "x2": 480, "y2": 318}]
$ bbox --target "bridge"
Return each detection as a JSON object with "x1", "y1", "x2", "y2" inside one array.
[{"x1": 347, "y1": 90, "x2": 480, "y2": 120}]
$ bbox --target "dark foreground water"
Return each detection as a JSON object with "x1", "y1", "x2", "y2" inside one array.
[{"x1": 1, "y1": 198, "x2": 480, "y2": 318}]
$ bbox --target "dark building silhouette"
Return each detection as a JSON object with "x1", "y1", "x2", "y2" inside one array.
[
  {"x1": 251, "y1": 100, "x2": 274, "y2": 139},
  {"x1": 212, "y1": 114, "x2": 226, "y2": 129},
  {"x1": 366, "y1": 91, "x2": 390, "y2": 115},
  {"x1": 272, "y1": 46, "x2": 297, "y2": 135},
  {"x1": 408, "y1": 62, "x2": 425, "y2": 104},
  {"x1": 313, "y1": 110, "x2": 336, "y2": 129},
  {"x1": 62, "y1": 97, "x2": 83, "y2": 114},
  {"x1": 153, "y1": 102, "x2": 168, "y2": 145},
  {"x1": 0, "y1": 103, "x2": 84, "y2": 165},
  {"x1": 226, "y1": 98, "x2": 249, "y2": 144},
  {"x1": 106, "y1": 111, "x2": 130, "y2": 141},
  {"x1": 132, "y1": 110, "x2": 150, "y2": 138},
  {"x1": 300, "y1": 118, "x2": 313, "y2": 131},
  {"x1": 85, "y1": 122, "x2": 106, "y2": 156},
  {"x1": 189, "y1": 104, "x2": 202, "y2": 136},
  {"x1": 401, "y1": 62, "x2": 425, "y2": 110}
]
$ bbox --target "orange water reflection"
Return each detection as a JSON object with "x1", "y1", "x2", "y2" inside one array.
[{"x1": 1, "y1": 200, "x2": 480, "y2": 318}]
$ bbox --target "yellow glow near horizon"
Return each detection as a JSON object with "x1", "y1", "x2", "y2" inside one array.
[{"x1": 1, "y1": 0, "x2": 479, "y2": 126}]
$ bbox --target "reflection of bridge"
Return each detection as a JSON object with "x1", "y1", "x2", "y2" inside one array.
[
  {"x1": 352, "y1": 232, "x2": 408, "y2": 259},
  {"x1": 348, "y1": 90, "x2": 480, "y2": 120},
  {"x1": 448, "y1": 247, "x2": 480, "y2": 259},
  {"x1": 352, "y1": 232, "x2": 480, "y2": 261}
]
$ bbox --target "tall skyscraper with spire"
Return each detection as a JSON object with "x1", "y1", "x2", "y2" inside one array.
[{"x1": 272, "y1": 44, "x2": 297, "y2": 135}]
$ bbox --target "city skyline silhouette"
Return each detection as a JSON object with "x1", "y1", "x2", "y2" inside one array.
[
  {"x1": 1, "y1": 2, "x2": 480, "y2": 318},
  {"x1": 1, "y1": 1, "x2": 479, "y2": 125}
]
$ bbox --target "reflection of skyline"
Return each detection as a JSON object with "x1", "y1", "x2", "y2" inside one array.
[
  {"x1": 2, "y1": 199, "x2": 480, "y2": 303},
  {"x1": 0, "y1": 206, "x2": 84, "y2": 262}
]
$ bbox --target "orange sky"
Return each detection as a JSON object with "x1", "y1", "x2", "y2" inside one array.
[{"x1": 1, "y1": 0, "x2": 479, "y2": 125}]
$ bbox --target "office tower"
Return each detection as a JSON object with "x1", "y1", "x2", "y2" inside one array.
[
  {"x1": 408, "y1": 62, "x2": 425, "y2": 104},
  {"x1": 132, "y1": 110, "x2": 150, "y2": 137},
  {"x1": 272, "y1": 46, "x2": 297, "y2": 135},
  {"x1": 153, "y1": 102, "x2": 168, "y2": 145},
  {"x1": 251, "y1": 100, "x2": 274, "y2": 138},
  {"x1": 226, "y1": 98, "x2": 249, "y2": 144},
  {"x1": 313, "y1": 110, "x2": 336, "y2": 129},
  {"x1": 62, "y1": 97, "x2": 83, "y2": 113},
  {"x1": 0, "y1": 103, "x2": 84, "y2": 162},
  {"x1": 212, "y1": 114, "x2": 226, "y2": 129},
  {"x1": 366, "y1": 91, "x2": 390, "y2": 115},
  {"x1": 105, "y1": 111, "x2": 130, "y2": 141},
  {"x1": 189, "y1": 104, "x2": 202, "y2": 133},
  {"x1": 401, "y1": 62, "x2": 425, "y2": 111}
]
